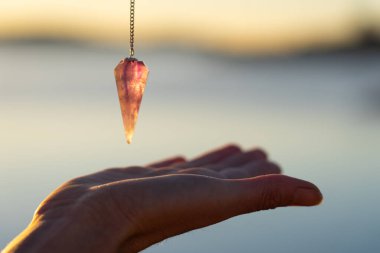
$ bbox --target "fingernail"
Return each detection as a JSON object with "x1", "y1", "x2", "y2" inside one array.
[{"x1": 292, "y1": 187, "x2": 323, "y2": 206}]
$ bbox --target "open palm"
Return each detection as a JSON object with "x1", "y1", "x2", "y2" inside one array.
[{"x1": 5, "y1": 144, "x2": 322, "y2": 253}]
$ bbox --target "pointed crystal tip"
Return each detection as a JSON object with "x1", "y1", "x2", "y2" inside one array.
[
  {"x1": 114, "y1": 58, "x2": 149, "y2": 143},
  {"x1": 126, "y1": 132, "x2": 133, "y2": 144}
]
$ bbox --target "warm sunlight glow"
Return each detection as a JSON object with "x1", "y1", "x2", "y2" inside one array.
[{"x1": 0, "y1": 0, "x2": 379, "y2": 53}]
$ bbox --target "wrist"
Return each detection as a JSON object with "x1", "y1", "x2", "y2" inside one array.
[{"x1": 3, "y1": 216, "x2": 122, "y2": 253}]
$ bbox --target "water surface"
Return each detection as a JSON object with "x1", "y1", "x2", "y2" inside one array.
[{"x1": 1, "y1": 44, "x2": 379, "y2": 252}]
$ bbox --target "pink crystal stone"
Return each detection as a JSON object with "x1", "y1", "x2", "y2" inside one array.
[{"x1": 114, "y1": 58, "x2": 149, "y2": 143}]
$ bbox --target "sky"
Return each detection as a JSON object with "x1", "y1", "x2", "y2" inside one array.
[{"x1": 0, "y1": 0, "x2": 380, "y2": 54}]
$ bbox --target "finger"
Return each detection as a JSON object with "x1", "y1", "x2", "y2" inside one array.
[
  {"x1": 149, "y1": 161, "x2": 279, "y2": 179},
  {"x1": 147, "y1": 156, "x2": 186, "y2": 168},
  {"x1": 214, "y1": 148, "x2": 267, "y2": 169},
  {"x1": 221, "y1": 161, "x2": 281, "y2": 179},
  {"x1": 176, "y1": 144, "x2": 242, "y2": 168},
  {"x1": 147, "y1": 161, "x2": 279, "y2": 179},
  {"x1": 80, "y1": 156, "x2": 186, "y2": 185},
  {"x1": 175, "y1": 167, "x2": 222, "y2": 178},
  {"x1": 230, "y1": 175, "x2": 322, "y2": 212},
  {"x1": 72, "y1": 166, "x2": 152, "y2": 185},
  {"x1": 115, "y1": 174, "x2": 322, "y2": 252}
]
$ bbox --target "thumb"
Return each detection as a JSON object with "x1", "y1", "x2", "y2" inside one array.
[
  {"x1": 227, "y1": 174, "x2": 323, "y2": 214},
  {"x1": 117, "y1": 174, "x2": 322, "y2": 252}
]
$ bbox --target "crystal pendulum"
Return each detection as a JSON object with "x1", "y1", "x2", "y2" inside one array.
[
  {"x1": 114, "y1": 59, "x2": 148, "y2": 143},
  {"x1": 114, "y1": 0, "x2": 149, "y2": 143}
]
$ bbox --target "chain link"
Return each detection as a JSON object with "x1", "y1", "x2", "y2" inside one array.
[{"x1": 129, "y1": 0, "x2": 135, "y2": 57}]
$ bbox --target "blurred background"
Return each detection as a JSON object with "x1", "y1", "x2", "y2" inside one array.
[{"x1": 1, "y1": 0, "x2": 379, "y2": 252}]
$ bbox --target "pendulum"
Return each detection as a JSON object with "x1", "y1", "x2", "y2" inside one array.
[
  {"x1": 114, "y1": 58, "x2": 148, "y2": 144},
  {"x1": 114, "y1": 0, "x2": 149, "y2": 144}
]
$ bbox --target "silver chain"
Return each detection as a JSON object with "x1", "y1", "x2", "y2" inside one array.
[{"x1": 129, "y1": 0, "x2": 135, "y2": 57}]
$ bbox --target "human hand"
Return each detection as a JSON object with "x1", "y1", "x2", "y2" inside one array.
[{"x1": 3, "y1": 144, "x2": 322, "y2": 253}]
